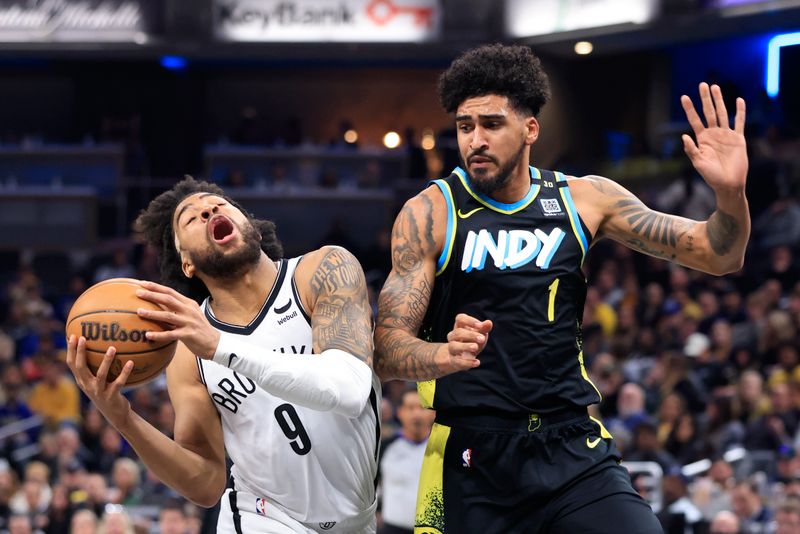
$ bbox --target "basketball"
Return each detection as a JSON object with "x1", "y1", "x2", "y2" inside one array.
[{"x1": 65, "y1": 278, "x2": 176, "y2": 387}]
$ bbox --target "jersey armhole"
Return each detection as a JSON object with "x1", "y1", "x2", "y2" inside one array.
[
  {"x1": 555, "y1": 172, "x2": 593, "y2": 264},
  {"x1": 290, "y1": 256, "x2": 312, "y2": 326},
  {"x1": 427, "y1": 179, "x2": 456, "y2": 275}
]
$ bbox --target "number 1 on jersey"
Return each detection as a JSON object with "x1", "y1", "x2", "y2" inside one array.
[{"x1": 547, "y1": 278, "x2": 560, "y2": 322}]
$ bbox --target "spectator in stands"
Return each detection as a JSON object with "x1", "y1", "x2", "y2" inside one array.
[
  {"x1": 691, "y1": 459, "x2": 735, "y2": 520},
  {"x1": 82, "y1": 473, "x2": 110, "y2": 519},
  {"x1": 69, "y1": 509, "x2": 98, "y2": 534},
  {"x1": 752, "y1": 197, "x2": 800, "y2": 251},
  {"x1": 108, "y1": 459, "x2": 142, "y2": 506},
  {"x1": 731, "y1": 480, "x2": 772, "y2": 533},
  {"x1": 609, "y1": 382, "x2": 649, "y2": 437},
  {"x1": 708, "y1": 510, "x2": 739, "y2": 534},
  {"x1": 745, "y1": 382, "x2": 798, "y2": 451},
  {"x1": 737, "y1": 370, "x2": 770, "y2": 426},
  {"x1": 93, "y1": 248, "x2": 136, "y2": 284},
  {"x1": 592, "y1": 353, "x2": 626, "y2": 420},
  {"x1": 90, "y1": 427, "x2": 129, "y2": 476},
  {"x1": 44, "y1": 483, "x2": 70, "y2": 534},
  {"x1": 158, "y1": 498, "x2": 188, "y2": 534},
  {"x1": 96, "y1": 505, "x2": 134, "y2": 534},
  {"x1": 664, "y1": 413, "x2": 704, "y2": 465},
  {"x1": 79, "y1": 406, "x2": 106, "y2": 458},
  {"x1": 379, "y1": 389, "x2": 435, "y2": 534},
  {"x1": 6, "y1": 514, "x2": 34, "y2": 534},
  {"x1": 0, "y1": 365, "x2": 36, "y2": 453},
  {"x1": 27, "y1": 357, "x2": 80, "y2": 427},
  {"x1": 658, "y1": 392, "x2": 688, "y2": 444},
  {"x1": 773, "y1": 498, "x2": 800, "y2": 534},
  {"x1": 659, "y1": 471, "x2": 704, "y2": 534},
  {"x1": 625, "y1": 420, "x2": 678, "y2": 473},
  {"x1": 702, "y1": 395, "x2": 745, "y2": 458}
]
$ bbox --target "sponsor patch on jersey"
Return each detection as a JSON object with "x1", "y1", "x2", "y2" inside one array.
[
  {"x1": 539, "y1": 198, "x2": 563, "y2": 215},
  {"x1": 462, "y1": 448, "x2": 472, "y2": 468},
  {"x1": 319, "y1": 522, "x2": 336, "y2": 530},
  {"x1": 255, "y1": 497, "x2": 267, "y2": 516}
]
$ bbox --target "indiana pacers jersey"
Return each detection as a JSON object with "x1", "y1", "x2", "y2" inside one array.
[
  {"x1": 198, "y1": 256, "x2": 381, "y2": 528},
  {"x1": 418, "y1": 167, "x2": 602, "y2": 415}
]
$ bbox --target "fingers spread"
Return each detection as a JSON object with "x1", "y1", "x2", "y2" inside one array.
[
  {"x1": 699, "y1": 82, "x2": 717, "y2": 128},
  {"x1": 711, "y1": 84, "x2": 729, "y2": 128},
  {"x1": 95, "y1": 346, "x2": 118, "y2": 386},
  {"x1": 682, "y1": 134, "x2": 699, "y2": 159},
  {"x1": 681, "y1": 95, "x2": 704, "y2": 136},
  {"x1": 734, "y1": 97, "x2": 746, "y2": 135},
  {"x1": 109, "y1": 361, "x2": 135, "y2": 395}
]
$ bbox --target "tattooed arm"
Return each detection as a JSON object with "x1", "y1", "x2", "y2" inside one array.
[
  {"x1": 374, "y1": 188, "x2": 490, "y2": 381},
  {"x1": 573, "y1": 83, "x2": 750, "y2": 275},
  {"x1": 304, "y1": 246, "x2": 374, "y2": 366}
]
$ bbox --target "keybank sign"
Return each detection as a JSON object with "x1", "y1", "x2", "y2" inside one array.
[
  {"x1": 0, "y1": 0, "x2": 152, "y2": 41},
  {"x1": 214, "y1": 0, "x2": 440, "y2": 42}
]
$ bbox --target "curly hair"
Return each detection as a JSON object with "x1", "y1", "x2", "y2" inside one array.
[
  {"x1": 438, "y1": 43, "x2": 551, "y2": 116},
  {"x1": 134, "y1": 176, "x2": 283, "y2": 303}
]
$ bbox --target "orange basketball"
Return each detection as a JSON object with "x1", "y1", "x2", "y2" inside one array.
[{"x1": 66, "y1": 278, "x2": 176, "y2": 387}]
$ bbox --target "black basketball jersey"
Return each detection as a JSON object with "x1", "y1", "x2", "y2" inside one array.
[{"x1": 418, "y1": 166, "x2": 602, "y2": 415}]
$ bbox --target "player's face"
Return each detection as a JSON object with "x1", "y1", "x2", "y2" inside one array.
[
  {"x1": 172, "y1": 193, "x2": 262, "y2": 280},
  {"x1": 455, "y1": 94, "x2": 538, "y2": 196}
]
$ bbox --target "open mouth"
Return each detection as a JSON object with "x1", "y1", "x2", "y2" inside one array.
[
  {"x1": 209, "y1": 216, "x2": 236, "y2": 244},
  {"x1": 469, "y1": 155, "x2": 493, "y2": 165}
]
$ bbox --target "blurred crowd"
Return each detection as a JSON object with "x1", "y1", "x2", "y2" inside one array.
[{"x1": 0, "y1": 122, "x2": 799, "y2": 533}]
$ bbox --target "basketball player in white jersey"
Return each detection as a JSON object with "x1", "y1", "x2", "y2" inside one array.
[{"x1": 65, "y1": 177, "x2": 380, "y2": 533}]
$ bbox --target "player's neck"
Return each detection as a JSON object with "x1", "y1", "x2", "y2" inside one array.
[
  {"x1": 487, "y1": 162, "x2": 532, "y2": 204},
  {"x1": 204, "y1": 253, "x2": 278, "y2": 325}
]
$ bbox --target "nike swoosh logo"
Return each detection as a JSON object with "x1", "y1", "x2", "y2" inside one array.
[
  {"x1": 273, "y1": 299, "x2": 292, "y2": 314},
  {"x1": 457, "y1": 207, "x2": 484, "y2": 219},
  {"x1": 586, "y1": 437, "x2": 601, "y2": 449},
  {"x1": 228, "y1": 353, "x2": 238, "y2": 367}
]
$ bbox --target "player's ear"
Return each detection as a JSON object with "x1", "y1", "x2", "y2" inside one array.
[
  {"x1": 525, "y1": 116, "x2": 539, "y2": 145},
  {"x1": 181, "y1": 253, "x2": 195, "y2": 279}
]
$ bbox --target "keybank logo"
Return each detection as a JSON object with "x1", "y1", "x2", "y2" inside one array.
[{"x1": 461, "y1": 228, "x2": 565, "y2": 272}]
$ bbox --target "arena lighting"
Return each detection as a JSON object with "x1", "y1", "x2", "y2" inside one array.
[
  {"x1": 421, "y1": 128, "x2": 436, "y2": 150},
  {"x1": 344, "y1": 129, "x2": 358, "y2": 144},
  {"x1": 766, "y1": 31, "x2": 800, "y2": 98},
  {"x1": 383, "y1": 131, "x2": 401, "y2": 149},
  {"x1": 574, "y1": 41, "x2": 593, "y2": 55},
  {"x1": 161, "y1": 56, "x2": 188, "y2": 71}
]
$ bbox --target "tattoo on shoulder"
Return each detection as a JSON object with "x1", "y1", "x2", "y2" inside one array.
[
  {"x1": 706, "y1": 210, "x2": 739, "y2": 256},
  {"x1": 309, "y1": 248, "x2": 373, "y2": 364}
]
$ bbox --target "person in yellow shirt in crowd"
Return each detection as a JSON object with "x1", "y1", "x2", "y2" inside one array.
[{"x1": 28, "y1": 355, "x2": 80, "y2": 426}]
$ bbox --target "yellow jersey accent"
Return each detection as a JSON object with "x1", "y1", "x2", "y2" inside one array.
[
  {"x1": 436, "y1": 180, "x2": 457, "y2": 277},
  {"x1": 586, "y1": 437, "x2": 602, "y2": 449},
  {"x1": 417, "y1": 380, "x2": 436, "y2": 409},
  {"x1": 457, "y1": 206, "x2": 484, "y2": 219},
  {"x1": 453, "y1": 167, "x2": 541, "y2": 215},
  {"x1": 590, "y1": 416, "x2": 614, "y2": 439},
  {"x1": 415, "y1": 423, "x2": 450, "y2": 534},
  {"x1": 578, "y1": 351, "x2": 602, "y2": 400}
]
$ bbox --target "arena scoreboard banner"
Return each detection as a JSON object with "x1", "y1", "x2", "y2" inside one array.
[
  {"x1": 505, "y1": 0, "x2": 660, "y2": 38},
  {"x1": 213, "y1": 0, "x2": 441, "y2": 42},
  {"x1": 0, "y1": 0, "x2": 161, "y2": 42}
]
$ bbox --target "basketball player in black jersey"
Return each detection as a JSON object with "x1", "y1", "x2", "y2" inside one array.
[{"x1": 375, "y1": 44, "x2": 749, "y2": 533}]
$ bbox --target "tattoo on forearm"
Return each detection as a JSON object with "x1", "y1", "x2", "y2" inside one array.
[
  {"x1": 626, "y1": 238, "x2": 676, "y2": 261},
  {"x1": 614, "y1": 198, "x2": 690, "y2": 247},
  {"x1": 706, "y1": 209, "x2": 739, "y2": 256},
  {"x1": 310, "y1": 248, "x2": 373, "y2": 364},
  {"x1": 375, "y1": 196, "x2": 442, "y2": 380}
]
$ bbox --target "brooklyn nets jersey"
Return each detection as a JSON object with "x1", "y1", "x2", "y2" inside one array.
[
  {"x1": 198, "y1": 256, "x2": 381, "y2": 525},
  {"x1": 418, "y1": 167, "x2": 602, "y2": 415}
]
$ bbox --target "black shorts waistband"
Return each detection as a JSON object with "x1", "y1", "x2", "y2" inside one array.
[{"x1": 436, "y1": 407, "x2": 589, "y2": 432}]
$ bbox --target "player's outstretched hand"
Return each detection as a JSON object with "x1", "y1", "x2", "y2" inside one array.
[
  {"x1": 66, "y1": 335, "x2": 133, "y2": 427},
  {"x1": 680, "y1": 82, "x2": 747, "y2": 194},
  {"x1": 135, "y1": 280, "x2": 220, "y2": 359},
  {"x1": 439, "y1": 313, "x2": 493, "y2": 375}
]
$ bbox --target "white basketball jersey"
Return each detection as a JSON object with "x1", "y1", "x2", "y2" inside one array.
[{"x1": 198, "y1": 257, "x2": 380, "y2": 526}]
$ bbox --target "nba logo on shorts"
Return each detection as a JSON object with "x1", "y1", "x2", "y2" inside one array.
[
  {"x1": 255, "y1": 498, "x2": 267, "y2": 516},
  {"x1": 462, "y1": 448, "x2": 472, "y2": 468}
]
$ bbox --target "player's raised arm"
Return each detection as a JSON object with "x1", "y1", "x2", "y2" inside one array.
[
  {"x1": 374, "y1": 188, "x2": 491, "y2": 382},
  {"x1": 575, "y1": 83, "x2": 749, "y2": 275}
]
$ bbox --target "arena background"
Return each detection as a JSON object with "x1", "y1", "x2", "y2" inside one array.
[{"x1": 1, "y1": 0, "x2": 800, "y2": 532}]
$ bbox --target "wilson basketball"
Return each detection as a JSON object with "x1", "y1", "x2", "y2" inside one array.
[{"x1": 65, "y1": 278, "x2": 176, "y2": 387}]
